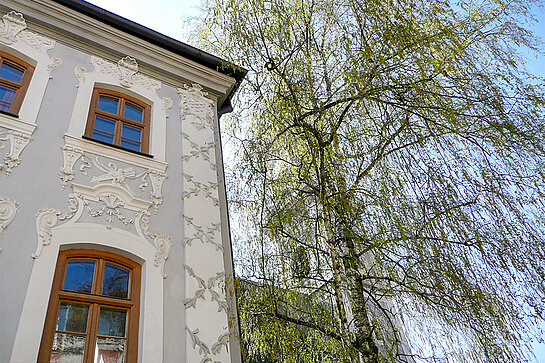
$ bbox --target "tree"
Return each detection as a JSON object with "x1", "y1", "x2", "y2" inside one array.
[{"x1": 196, "y1": 0, "x2": 545, "y2": 361}]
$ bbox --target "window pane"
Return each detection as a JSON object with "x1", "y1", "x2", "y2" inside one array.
[
  {"x1": 98, "y1": 307, "x2": 127, "y2": 337},
  {"x1": 120, "y1": 139, "x2": 141, "y2": 152},
  {"x1": 103, "y1": 263, "x2": 130, "y2": 298},
  {"x1": 94, "y1": 116, "x2": 116, "y2": 134},
  {"x1": 0, "y1": 62, "x2": 24, "y2": 83},
  {"x1": 51, "y1": 333, "x2": 86, "y2": 363},
  {"x1": 95, "y1": 337, "x2": 126, "y2": 363},
  {"x1": 92, "y1": 130, "x2": 115, "y2": 144},
  {"x1": 63, "y1": 260, "x2": 95, "y2": 293},
  {"x1": 98, "y1": 96, "x2": 119, "y2": 114},
  {"x1": 0, "y1": 84, "x2": 16, "y2": 111},
  {"x1": 124, "y1": 102, "x2": 143, "y2": 122},
  {"x1": 56, "y1": 302, "x2": 89, "y2": 333},
  {"x1": 121, "y1": 124, "x2": 141, "y2": 142}
]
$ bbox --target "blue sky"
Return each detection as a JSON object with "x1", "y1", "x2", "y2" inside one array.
[{"x1": 83, "y1": 0, "x2": 544, "y2": 361}]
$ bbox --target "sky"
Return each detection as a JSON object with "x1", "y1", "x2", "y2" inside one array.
[
  {"x1": 83, "y1": 0, "x2": 545, "y2": 361},
  {"x1": 85, "y1": 0, "x2": 201, "y2": 42}
]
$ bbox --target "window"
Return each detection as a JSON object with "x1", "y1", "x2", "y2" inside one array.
[
  {"x1": 38, "y1": 250, "x2": 141, "y2": 363},
  {"x1": 85, "y1": 88, "x2": 151, "y2": 153},
  {"x1": 0, "y1": 51, "x2": 34, "y2": 114}
]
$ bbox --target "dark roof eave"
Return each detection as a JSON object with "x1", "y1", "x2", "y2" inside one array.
[{"x1": 49, "y1": 0, "x2": 247, "y2": 109}]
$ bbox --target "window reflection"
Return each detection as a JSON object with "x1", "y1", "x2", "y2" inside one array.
[
  {"x1": 103, "y1": 263, "x2": 130, "y2": 298},
  {"x1": 63, "y1": 260, "x2": 96, "y2": 293}
]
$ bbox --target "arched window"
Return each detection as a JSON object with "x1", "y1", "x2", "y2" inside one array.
[
  {"x1": 84, "y1": 88, "x2": 151, "y2": 154},
  {"x1": 0, "y1": 50, "x2": 34, "y2": 114},
  {"x1": 38, "y1": 250, "x2": 141, "y2": 363}
]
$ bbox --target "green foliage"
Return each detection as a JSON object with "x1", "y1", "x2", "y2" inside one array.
[
  {"x1": 238, "y1": 279, "x2": 351, "y2": 362},
  {"x1": 196, "y1": 0, "x2": 545, "y2": 361}
]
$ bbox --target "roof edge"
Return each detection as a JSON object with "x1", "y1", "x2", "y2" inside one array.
[{"x1": 49, "y1": 0, "x2": 247, "y2": 108}]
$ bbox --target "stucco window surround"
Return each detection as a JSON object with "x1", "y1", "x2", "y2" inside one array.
[
  {"x1": 67, "y1": 55, "x2": 170, "y2": 162},
  {"x1": 10, "y1": 224, "x2": 165, "y2": 363},
  {"x1": 0, "y1": 10, "x2": 62, "y2": 175}
]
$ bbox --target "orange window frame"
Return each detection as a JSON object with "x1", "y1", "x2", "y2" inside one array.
[
  {"x1": 84, "y1": 88, "x2": 151, "y2": 153},
  {"x1": 38, "y1": 249, "x2": 141, "y2": 363},
  {"x1": 0, "y1": 50, "x2": 34, "y2": 115}
]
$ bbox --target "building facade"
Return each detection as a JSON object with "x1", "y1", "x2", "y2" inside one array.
[{"x1": 0, "y1": 1, "x2": 245, "y2": 362}]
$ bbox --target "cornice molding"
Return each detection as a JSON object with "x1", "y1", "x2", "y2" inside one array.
[{"x1": 1, "y1": 0, "x2": 236, "y2": 103}]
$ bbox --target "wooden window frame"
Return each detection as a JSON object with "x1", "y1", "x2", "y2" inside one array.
[
  {"x1": 84, "y1": 88, "x2": 151, "y2": 154},
  {"x1": 38, "y1": 249, "x2": 141, "y2": 363},
  {"x1": 0, "y1": 50, "x2": 34, "y2": 115}
]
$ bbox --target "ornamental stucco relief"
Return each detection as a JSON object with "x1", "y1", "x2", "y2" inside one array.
[
  {"x1": 179, "y1": 82, "x2": 232, "y2": 362},
  {"x1": 178, "y1": 83, "x2": 216, "y2": 131},
  {"x1": 0, "y1": 128, "x2": 33, "y2": 175},
  {"x1": 184, "y1": 266, "x2": 227, "y2": 312},
  {"x1": 0, "y1": 198, "x2": 18, "y2": 252},
  {"x1": 59, "y1": 144, "x2": 167, "y2": 213},
  {"x1": 0, "y1": 11, "x2": 26, "y2": 44},
  {"x1": 34, "y1": 190, "x2": 171, "y2": 277},
  {"x1": 186, "y1": 326, "x2": 230, "y2": 363},
  {"x1": 0, "y1": 10, "x2": 59, "y2": 67},
  {"x1": 0, "y1": 10, "x2": 62, "y2": 176},
  {"x1": 75, "y1": 55, "x2": 161, "y2": 91}
]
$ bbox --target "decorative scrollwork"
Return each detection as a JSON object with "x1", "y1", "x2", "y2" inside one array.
[
  {"x1": 178, "y1": 83, "x2": 216, "y2": 131},
  {"x1": 211, "y1": 333, "x2": 230, "y2": 355},
  {"x1": 87, "y1": 55, "x2": 161, "y2": 90},
  {"x1": 117, "y1": 56, "x2": 138, "y2": 87},
  {"x1": 0, "y1": 10, "x2": 56, "y2": 53},
  {"x1": 0, "y1": 130, "x2": 33, "y2": 175},
  {"x1": 83, "y1": 193, "x2": 139, "y2": 229},
  {"x1": 185, "y1": 265, "x2": 207, "y2": 309},
  {"x1": 74, "y1": 66, "x2": 86, "y2": 87},
  {"x1": 0, "y1": 198, "x2": 18, "y2": 250},
  {"x1": 184, "y1": 216, "x2": 223, "y2": 251},
  {"x1": 0, "y1": 11, "x2": 26, "y2": 44},
  {"x1": 47, "y1": 56, "x2": 63, "y2": 77},
  {"x1": 153, "y1": 233, "x2": 171, "y2": 278},
  {"x1": 59, "y1": 145, "x2": 84, "y2": 189},
  {"x1": 186, "y1": 327, "x2": 210, "y2": 357},
  {"x1": 33, "y1": 190, "x2": 170, "y2": 278},
  {"x1": 59, "y1": 148, "x2": 167, "y2": 211},
  {"x1": 184, "y1": 266, "x2": 227, "y2": 312},
  {"x1": 33, "y1": 195, "x2": 79, "y2": 258}
]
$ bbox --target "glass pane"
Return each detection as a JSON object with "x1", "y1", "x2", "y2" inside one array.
[
  {"x1": 124, "y1": 103, "x2": 143, "y2": 122},
  {"x1": 121, "y1": 124, "x2": 141, "y2": 142},
  {"x1": 103, "y1": 263, "x2": 130, "y2": 298},
  {"x1": 0, "y1": 84, "x2": 16, "y2": 109},
  {"x1": 120, "y1": 139, "x2": 141, "y2": 152},
  {"x1": 0, "y1": 62, "x2": 24, "y2": 83},
  {"x1": 51, "y1": 333, "x2": 86, "y2": 363},
  {"x1": 94, "y1": 116, "x2": 116, "y2": 134},
  {"x1": 98, "y1": 96, "x2": 119, "y2": 114},
  {"x1": 63, "y1": 260, "x2": 95, "y2": 293},
  {"x1": 98, "y1": 307, "x2": 127, "y2": 337},
  {"x1": 92, "y1": 130, "x2": 115, "y2": 144},
  {"x1": 95, "y1": 337, "x2": 126, "y2": 363},
  {"x1": 56, "y1": 302, "x2": 89, "y2": 333}
]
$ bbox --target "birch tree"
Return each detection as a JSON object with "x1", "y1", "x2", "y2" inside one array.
[{"x1": 197, "y1": 0, "x2": 545, "y2": 361}]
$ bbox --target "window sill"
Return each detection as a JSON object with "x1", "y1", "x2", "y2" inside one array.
[
  {"x1": 0, "y1": 109, "x2": 19, "y2": 118},
  {"x1": 82, "y1": 135, "x2": 154, "y2": 158},
  {"x1": 63, "y1": 134, "x2": 167, "y2": 174}
]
